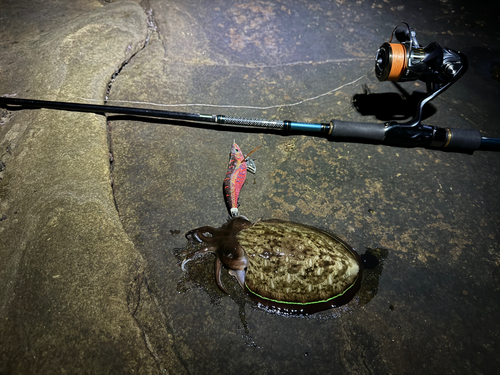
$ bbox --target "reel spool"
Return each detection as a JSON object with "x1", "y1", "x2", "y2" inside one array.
[{"x1": 375, "y1": 40, "x2": 408, "y2": 81}]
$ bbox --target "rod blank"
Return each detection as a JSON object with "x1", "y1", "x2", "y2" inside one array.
[{"x1": 1, "y1": 96, "x2": 498, "y2": 153}]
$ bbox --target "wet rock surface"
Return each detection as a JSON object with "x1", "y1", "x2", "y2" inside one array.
[
  {"x1": 1, "y1": 0, "x2": 500, "y2": 373},
  {"x1": 0, "y1": 1, "x2": 183, "y2": 373}
]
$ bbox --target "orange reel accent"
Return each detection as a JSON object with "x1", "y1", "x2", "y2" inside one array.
[{"x1": 386, "y1": 43, "x2": 407, "y2": 81}]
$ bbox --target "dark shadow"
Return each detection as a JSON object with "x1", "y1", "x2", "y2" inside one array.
[
  {"x1": 356, "y1": 247, "x2": 389, "y2": 307},
  {"x1": 352, "y1": 83, "x2": 437, "y2": 122},
  {"x1": 463, "y1": 46, "x2": 500, "y2": 83}
]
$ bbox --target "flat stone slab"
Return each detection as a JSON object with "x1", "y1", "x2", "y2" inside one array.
[{"x1": 108, "y1": 0, "x2": 500, "y2": 373}]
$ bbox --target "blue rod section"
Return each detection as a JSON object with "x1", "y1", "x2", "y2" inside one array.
[
  {"x1": 289, "y1": 122, "x2": 324, "y2": 133},
  {"x1": 479, "y1": 137, "x2": 500, "y2": 151}
]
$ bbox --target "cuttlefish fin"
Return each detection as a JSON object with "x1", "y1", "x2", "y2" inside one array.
[
  {"x1": 228, "y1": 269, "x2": 246, "y2": 288},
  {"x1": 215, "y1": 256, "x2": 229, "y2": 294}
]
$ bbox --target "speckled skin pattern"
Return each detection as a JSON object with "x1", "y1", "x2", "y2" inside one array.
[
  {"x1": 184, "y1": 217, "x2": 360, "y2": 305},
  {"x1": 238, "y1": 220, "x2": 360, "y2": 304}
]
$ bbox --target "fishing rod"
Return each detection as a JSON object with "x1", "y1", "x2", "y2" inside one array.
[{"x1": 1, "y1": 23, "x2": 499, "y2": 153}]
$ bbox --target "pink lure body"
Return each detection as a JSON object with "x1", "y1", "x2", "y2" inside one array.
[{"x1": 223, "y1": 142, "x2": 247, "y2": 217}]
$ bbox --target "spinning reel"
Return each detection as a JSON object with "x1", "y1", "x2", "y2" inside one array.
[{"x1": 375, "y1": 23, "x2": 467, "y2": 127}]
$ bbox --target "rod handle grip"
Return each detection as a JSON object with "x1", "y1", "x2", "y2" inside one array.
[
  {"x1": 444, "y1": 128, "x2": 482, "y2": 152},
  {"x1": 330, "y1": 120, "x2": 386, "y2": 141}
]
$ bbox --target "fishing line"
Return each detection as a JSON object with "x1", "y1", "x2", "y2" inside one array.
[
  {"x1": 78, "y1": 73, "x2": 368, "y2": 111},
  {"x1": 165, "y1": 57, "x2": 370, "y2": 69}
]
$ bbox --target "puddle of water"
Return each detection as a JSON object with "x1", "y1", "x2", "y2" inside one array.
[{"x1": 173, "y1": 243, "x2": 388, "y2": 345}]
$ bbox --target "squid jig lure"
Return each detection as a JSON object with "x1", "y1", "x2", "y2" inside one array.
[{"x1": 223, "y1": 142, "x2": 261, "y2": 217}]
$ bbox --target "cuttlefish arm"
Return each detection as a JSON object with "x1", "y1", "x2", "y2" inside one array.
[
  {"x1": 181, "y1": 246, "x2": 216, "y2": 271},
  {"x1": 228, "y1": 269, "x2": 246, "y2": 288},
  {"x1": 185, "y1": 226, "x2": 223, "y2": 243},
  {"x1": 183, "y1": 249, "x2": 236, "y2": 294},
  {"x1": 215, "y1": 256, "x2": 228, "y2": 294},
  {"x1": 216, "y1": 258, "x2": 247, "y2": 293}
]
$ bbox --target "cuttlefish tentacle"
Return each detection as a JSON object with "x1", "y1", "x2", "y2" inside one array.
[
  {"x1": 185, "y1": 226, "x2": 223, "y2": 243},
  {"x1": 214, "y1": 256, "x2": 228, "y2": 293},
  {"x1": 181, "y1": 246, "x2": 216, "y2": 271},
  {"x1": 228, "y1": 269, "x2": 246, "y2": 288},
  {"x1": 181, "y1": 243, "x2": 232, "y2": 293}
]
